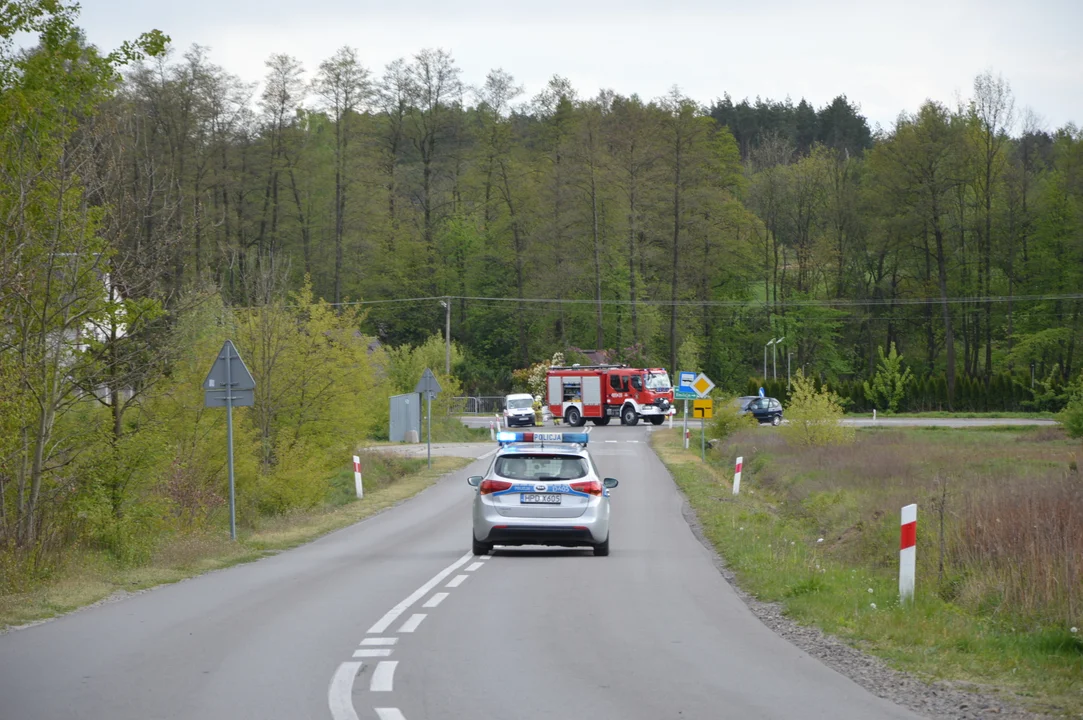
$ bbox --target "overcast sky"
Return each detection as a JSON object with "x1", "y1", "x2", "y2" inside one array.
[{"x1": 76, "y1": 0, "x2": 1081, "y2": 133}]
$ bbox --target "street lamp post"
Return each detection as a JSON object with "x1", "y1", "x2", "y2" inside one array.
[
  {"x1": 440, "y1": 298, "x2": 450, "y2": 375},
  {"x1": 764, "y1": 339, "x2": 773, "y2": 381},
  {"x1": 772, "y1": 337, "x2": 785, "y2": 381}
]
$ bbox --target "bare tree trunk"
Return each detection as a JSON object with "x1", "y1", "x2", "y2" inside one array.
[
  {"x1": 500, "y1": 161, "x2": 529, "y2": 367},
  {"x1": 591, "y1": 162, "x2": 603, "y2": 351},
  {"x1": 934, "y1": 220, "x2": 956, "y2": 407},
  {"x1": 669, "y1": 138, "x2": 681, "y2": 374}
]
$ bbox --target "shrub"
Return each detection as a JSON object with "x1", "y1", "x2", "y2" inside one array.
[
  {"x1": 780, "y1": 370, "x2": 854, "y2": 447},
  {"x1": 863, "y1": 343, "x2": 913, "y2": 414},
  {"x1": 1060, "y1": 380, "x2": 1083, "y2": 440},
  {"x1": 706, "y1": 394, "x2": 759, "y2": 441}
]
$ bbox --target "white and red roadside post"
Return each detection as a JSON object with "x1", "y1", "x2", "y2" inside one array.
[
  {"x1": 684, "y1": 428, "x2": 691, "y2": 450},
  {"x1": 732, "y1": 456, "x2": 743, "y2": 495},
  {"x1": 899, "y1": 503, "x2": 917, "y2": 604},
  {"x1": 352, "y1": 455, "x2": 364, "y2": 499}
]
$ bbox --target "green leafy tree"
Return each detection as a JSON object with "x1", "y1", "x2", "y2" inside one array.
[
  {"x1": 1058, "y1": 375, "x2": 1083, "y2": 440},
  {"x1": 780, "y1": 370, "x2": 854, "y2": 447},
  {"x1": 863, "y1": 342, "x2": 914, "y2": 414},
  {"x1": 0, "y1": 1, "x2": 167, "y2": 546}
]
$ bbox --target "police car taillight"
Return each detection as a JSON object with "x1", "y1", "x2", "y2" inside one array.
[
  {"x1": 570, "y1": 480, "x2": 602, "y2": 496},
  {"x1": 479, "y1": 479, "x2": 512, "y2": 495}
]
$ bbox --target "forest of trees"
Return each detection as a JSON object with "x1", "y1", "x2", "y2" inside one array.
[
  {"x1": 1, "y1": 3, "x2": 1081, "y2": 560},
  {"x1": 96, "y1": 43, "x2": 1082, "y2": 400}
]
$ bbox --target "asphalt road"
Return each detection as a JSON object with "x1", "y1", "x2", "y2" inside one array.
[
  {"x1": 0, "y1": 426, "x2": 919, "y2": 720},
  {"x1": 458, "y1": 415, "x2": 1057, "y2": 430}
]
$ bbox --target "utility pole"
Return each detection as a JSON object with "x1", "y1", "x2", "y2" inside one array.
[{"x1": 443, "y1": 297, "x2": 451, "y2": 375}]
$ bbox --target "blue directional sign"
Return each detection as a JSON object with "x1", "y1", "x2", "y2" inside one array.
[
  {"x1": 759, "y1": 386, "x2": 765, "y2": 397},
  {"x1": 675, "y1": 370, "x2": 697, "y2": 400}
]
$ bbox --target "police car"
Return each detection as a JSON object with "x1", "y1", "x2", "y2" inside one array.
[{"x1": 467, "y1": 431, "x2": 618, "y2": 556}]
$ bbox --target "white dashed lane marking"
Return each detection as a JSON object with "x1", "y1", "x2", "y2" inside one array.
[
  {"x1": 330, "y1": 544, "x2": 496, "y2": 719},
  {"x1": 366, "y1": 552, "x2": 472, "y2": 633},
  {"x1": 423, "y1": 593, "x2": 449, "y2": 608},
  {"x1": 398, "y1": 613, "x2": 427, "y2": 633},
  {"x1": 352, "y1": 648, "x2": 393, "y2": 658},
  {"x1": 375, "y1": 709, "x2": 407, "y2": 720},
  {"x1": 370, "y1": 661, "x2": 398, "y2": 692}
]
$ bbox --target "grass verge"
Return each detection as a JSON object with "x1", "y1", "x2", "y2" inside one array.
[
  {"x1": 0, "y1": 454, "x2": 471, "y2": 630},
  {"x1": 651, "y1": 427, "x2": 1082, "y2": 717},
  {"x1": 844, "y1": 411, "x2": 1057, "y2": 419}
]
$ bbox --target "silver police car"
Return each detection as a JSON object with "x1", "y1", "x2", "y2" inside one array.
[{"x1": 468, "y1": 431, "x2": 617, "y2": 556}]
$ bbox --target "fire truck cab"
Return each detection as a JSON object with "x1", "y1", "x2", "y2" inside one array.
[{"x1": 546, "y1": 365, "x2": 673, "y2": 427}]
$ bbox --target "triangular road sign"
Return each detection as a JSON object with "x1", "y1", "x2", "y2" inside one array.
[
  {"x1": 203, "y1": 340, "x2": 256, "y2": 391},
  {"x1": 414, "y1": 367, "x2": 442, "y2": 397}
]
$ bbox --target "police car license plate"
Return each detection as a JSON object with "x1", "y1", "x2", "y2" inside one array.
[{"x1": 521, "y1": 493, "x2": 561, "y2": 504}]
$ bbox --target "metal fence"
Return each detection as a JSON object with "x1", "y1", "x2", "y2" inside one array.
[{"x1": 449, "y1": 396, "x2": 506, "y2": 414}]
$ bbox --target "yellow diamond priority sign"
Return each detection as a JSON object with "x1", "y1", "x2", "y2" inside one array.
[{"x1": 691, "y1": 372, "x2": 715, "y2": 399}]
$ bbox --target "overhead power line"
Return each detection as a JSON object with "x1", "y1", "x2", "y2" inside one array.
[{"x1": 255, "y1": 292, "x2": 1083, "y2": 310}]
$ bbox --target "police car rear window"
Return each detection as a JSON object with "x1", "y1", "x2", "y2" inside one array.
[{"x1": 495, "y1": 455, "x2": 588, "y2": 481}]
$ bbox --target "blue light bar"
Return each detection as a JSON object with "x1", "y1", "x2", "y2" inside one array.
[{"x1": 496, "y1": 431, "x2": 589, "y2": 445}]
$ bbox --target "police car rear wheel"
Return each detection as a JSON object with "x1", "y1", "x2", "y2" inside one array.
[
  {"x1": 472, "y1": 536, "x2": 492, "y2": 556},
  {"x1": 593, "y1": 536, "x2": 610, "y2": 556}
]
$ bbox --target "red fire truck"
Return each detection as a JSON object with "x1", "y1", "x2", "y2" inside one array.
[{"x1": 546, "y1": 365, "x2": 674, "y2": 427}]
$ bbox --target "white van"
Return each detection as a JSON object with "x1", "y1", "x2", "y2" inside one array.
[{"x1": 503, "y1": 393, "x2": 537, "y2": 427}]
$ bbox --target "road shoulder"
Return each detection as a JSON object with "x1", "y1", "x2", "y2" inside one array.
[
  {"x1": 651, "y1": 430, "x2": 1052, "y2": 720},
  {"x1": 0, "y1": 455, "x2": 473, "y2": 633}
]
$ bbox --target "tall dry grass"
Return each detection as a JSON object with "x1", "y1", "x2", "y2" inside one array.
[
  {"x1": 954, "y1": 473, "x2": 1082, "y2": 624},
  {"x1": 720, "y1": 426, "x2": 1082, "y2": 626}
]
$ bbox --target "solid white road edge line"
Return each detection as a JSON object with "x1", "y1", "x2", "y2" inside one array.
[
  {"x1": 375, "y1": 709, "x2": 407, "y2": 720},
  {"x1": 367, "y1": 552, "x2": 473, "y2": 633},
  {"x1": 422, "y1": 592, "x2": 449, "y2": 608},
  {"x1": 479, "y1": 448, "x2": 498, "y2": 459},
  {"x1": 353, "y1": 649, "x2": 393, "y2": 658},
  {"x1": 465, "y1": 561, "x2": 484, "y2": 572},
  {"x1": 361, "y1": 638, "x2": 398, "y2": 646},
  {"x1": 398, "y1": 613, "x2": 427, "y2": 633},
  {"x1": 446, "y1": 574, "x2": 468, "y2": 588},
  {"x1": 328, "y1": 662, "x2": 362, "y2": 720},
  {"x1": 370, "y1": 661, "x2": 398, "y2": 692}
]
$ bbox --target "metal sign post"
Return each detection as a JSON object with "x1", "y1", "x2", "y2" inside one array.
[
  {"x1": 683, "y1": 400, "x2": 689, "y2": 448},
  {"x1": 675, "y1": 371, "x2": 697, "y2": 451},
  {"x1": 692, "y1": 373, "x2": 715, "y2": 462},
  {"x1": 414, "y1": 368, "x2": 443, "y2": 469},
  {"x1": 203, "y1": 340, "x2": 255, "y2": 541}
]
